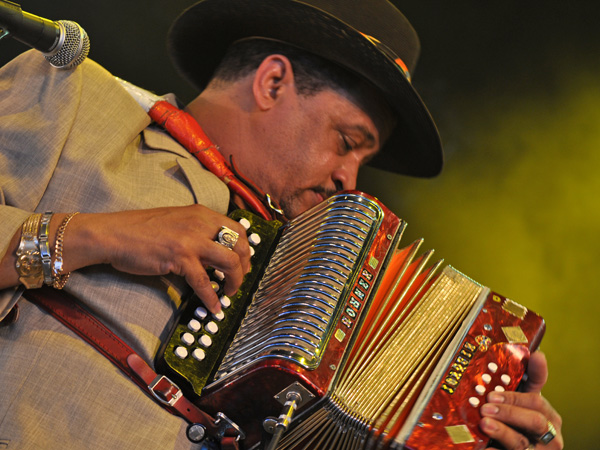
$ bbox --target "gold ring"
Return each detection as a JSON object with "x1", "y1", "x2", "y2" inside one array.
[
  {"x1": 537, "y1": 420, "x2": 557, "y2": 445},
  {"x1": 217, "y1": 226, "x2": 239, "y2": 250}
]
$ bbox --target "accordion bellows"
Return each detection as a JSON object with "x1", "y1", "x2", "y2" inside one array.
[{"x1": 156, "y1": 191, "x2": 545, "y2": 449}]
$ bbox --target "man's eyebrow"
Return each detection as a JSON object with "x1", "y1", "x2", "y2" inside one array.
[{"x1": 346, "y1": 124, "x2": 376, "y2": 147}]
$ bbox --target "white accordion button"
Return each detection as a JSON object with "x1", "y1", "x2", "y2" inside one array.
[
  {"x1": 181, "y1": 332, "x2": 195, "y2": 346},
  {"x1": 188, "y1": 319, "x2": 201, "y2": 333},
  {"x1": 199, "y1": 335, "x2": 212, "y2": 348},
  {"x1": 213, "y1": 310, "x2": 225, "y2": 321},
  {"x1": 206, "y1": 321, "x2": 219, "y2": 334},
  {"x1": 249, "y1": 233, "x2": 261, "y2": 245},
  {"x1": 174, "y1": 346, "x2": 188, "y2": 359},
  {"x1": 219, "y1": 295, "x2": 231, "y2": 309},
  {"x1": 249, "y1": 246, "x2": 255, "y2": 257},
  {"x1": 192, "y1": 348, "x2": 206, "y2": 361},
  {"x1": 239, "y1": 218, "x2": 251, "y2": 230},
  {"x1": 194, "y1": 306, "x2": 208, "y2": 320},
  {"x1": 475, "y1": 385, "x2": 486, "y2": 396},
  {"x1": 213, "y1": 269, "x2": 225, "y2": 281},
  {"x1": 494, "y1": 385, "x2": 506, "y2": 392},
  {"x1": 482, "y1": 373, "x2": 492, "y2": 384},
  {"x1": 501, "y1": 374, "x2": 511, "y2": 385},
  {"x1": 469, "y1": 397, "x2": 481, "y2": 407},
  {"x1": 488, "y1": 362, "x2": 499, "y2": 373},
  {"x1": 211, "y1": 281, "x2": 220, "y2": 292}
]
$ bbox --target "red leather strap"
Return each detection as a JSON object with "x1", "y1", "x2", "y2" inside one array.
[
  {"x1": 23, "y1": 286, "x2": 241, "y2": 448},
  {"x1": 221, "y1": 436, "x2": 242, "y2": 450},
  {"x1": 126, "y1": 353, "x2": 217, "y2": 430}
]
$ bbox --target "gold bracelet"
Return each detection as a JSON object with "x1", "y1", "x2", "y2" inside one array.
[
  {"x1": 39, "y1": 212, "x2": 54, "y2": 285},
  {"x1": 15, "y1": 213, "x2": 44, "y2": 289},
  {"x1": 52, "y1": 212, "x2": 79, "y2": 290}
]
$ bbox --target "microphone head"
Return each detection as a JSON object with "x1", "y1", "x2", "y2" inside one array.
[{"x1": 44, "y1": 20, "x2": 90, "y2": 69}]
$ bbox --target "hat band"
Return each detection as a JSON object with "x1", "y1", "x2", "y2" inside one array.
[{"x1": 360, "y1": 32, "x2": 411, "y2": 82}]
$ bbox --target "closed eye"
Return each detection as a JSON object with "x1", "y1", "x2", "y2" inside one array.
[{"x1": 339, "y1": 134, "x2": 355, "y2": 154}]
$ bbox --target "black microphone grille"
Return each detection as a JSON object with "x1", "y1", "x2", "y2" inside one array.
[{"x1": 44, "y1": 20, "x2": 90, "y2": 69}]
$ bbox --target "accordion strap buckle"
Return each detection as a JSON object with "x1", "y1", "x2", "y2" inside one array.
[
  {"x1": 148, "y1": 374, "x2": 183, "y2": 407},
  {"x1": 215, "y1": 412, "x2": 246, "y2": 442}
]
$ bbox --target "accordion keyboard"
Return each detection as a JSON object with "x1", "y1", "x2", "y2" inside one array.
[{"x1": 155, "y1": 209, "x2": 283, "y2": 397}]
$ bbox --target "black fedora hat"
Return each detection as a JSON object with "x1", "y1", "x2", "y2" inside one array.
[{"x1": 168, "y1": 0, "x2": 443, "y2": 177}]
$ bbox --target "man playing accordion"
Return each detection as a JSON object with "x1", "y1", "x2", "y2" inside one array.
[{"x1": 0, "y1": 1, "x2": 562, "y2": 449}]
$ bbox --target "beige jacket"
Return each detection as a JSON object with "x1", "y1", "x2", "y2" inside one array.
[{"x1": 0, "y1": 51, "x2": 229, "y2": 449}]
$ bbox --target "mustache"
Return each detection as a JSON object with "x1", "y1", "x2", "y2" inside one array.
[{"x1": 313, "y1": 181, "x2": 344, "y2": 200}]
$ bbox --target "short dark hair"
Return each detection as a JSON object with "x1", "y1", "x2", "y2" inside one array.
[{"x1": 210, "y1": 38, "x2": 363, "y2": 96}]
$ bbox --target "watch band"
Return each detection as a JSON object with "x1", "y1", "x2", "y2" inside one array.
[
  {"x1": 39, "y1": 212, "x2": 54, "y2": 285},
  {"x1": 15, "y1": 213, "x2": 44, "y2": 289}
]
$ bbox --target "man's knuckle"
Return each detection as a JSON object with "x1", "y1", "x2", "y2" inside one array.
[
  {"x1": 196, "y1": 270, "x2": 211, "y2": 284},
  {"x1": 159, "y1": 260, "x2": 177, "y2": 275},
  {"x1": 500, "y1": 392, "x2": 517, "y2": 406},
  {"x1": 529, "y1": 393, "x2": 545, "y2": 410},
  {"x1": 223, "y1": 250, "x2": 242, "y2": 270},
  {"x1": 168, "y1": 239, "x2": 189, "y2": 257},
  {"x1": 531, "y1": 412, "x2": 548, "y2": 433},
  {"x1": 510, "y1": 435, "x2": 530, "y2": 450},
  {"x1": 553, "y1": 412, "x2": 563, "y2": 428}
]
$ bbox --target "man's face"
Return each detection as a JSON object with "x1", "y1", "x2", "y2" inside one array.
[{"x1": 240, "y1": 84, "x2": 395, "y2": 219}]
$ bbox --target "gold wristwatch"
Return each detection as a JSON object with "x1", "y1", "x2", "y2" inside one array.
[{"x1": 15, "y1": 213, "x2": 44, "y2": 289}]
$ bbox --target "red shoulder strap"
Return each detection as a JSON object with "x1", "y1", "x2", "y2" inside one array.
[{"x1": 23, "y1": 286, "x2": 242, "y2": 449}]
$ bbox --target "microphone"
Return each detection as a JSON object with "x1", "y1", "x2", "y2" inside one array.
[{"x1": 0, "y1": 0, "x2": 90, "y2": 69}]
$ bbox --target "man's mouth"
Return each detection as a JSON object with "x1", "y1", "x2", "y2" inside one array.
[{"x1": 311, "y1": 185, "x2": 341, "y2": 206}]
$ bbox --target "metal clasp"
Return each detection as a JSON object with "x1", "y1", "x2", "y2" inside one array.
[
  {"x1": 148, "y1": 375, "x2": 183, "y2": 407},
  {"x1": 214, "y1": 412, "x2": 246, "y2": 442}
]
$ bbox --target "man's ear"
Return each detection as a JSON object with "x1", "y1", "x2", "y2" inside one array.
[{"x1": 252, "y1": 54, "x2": 296, "y2": 111}]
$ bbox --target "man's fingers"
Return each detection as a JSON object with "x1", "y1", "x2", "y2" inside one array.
[
  {"x1": 481, "y1": 397, "x2": 548, "y2": 436},
  {"x1": 480, "y1": 417, "x2": 531, "y2": 450},
  {"x1": 229, "y1": 231, "x2": 251, "y2": 275},
  {"x1": 184, "y1": 261, "x2": 222, "y2": 314},
  {"x1": 487, "y1": 391, "x2": 561, "y2": 428},
  {"x1": 522, "y1": 351, "x2": 548, "y2": 394},
  {"x1": 189, "y1": 228, "x2": 252, "y2": 311},
  {"x1": 481, "y1": 391, "x2": 564, "y2": 450},
  {"x1": 200, "y1": 240, "x2": 246, "y2": 294},
  {"x1": 482, "y1": 416, "x2": 564, "y2": 450}
]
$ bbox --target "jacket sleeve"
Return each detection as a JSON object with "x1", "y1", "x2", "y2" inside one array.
[{"x1": 0, "y1": 50, "x2": 85, "y2": 318}]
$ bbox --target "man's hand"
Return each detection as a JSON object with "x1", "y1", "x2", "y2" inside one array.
[
  {"x1": 71, "y1": 205, "x2": 251, "y2": 314},
  {"x1": 480, "y1": 351, "x2": 563, "y2": 450}
]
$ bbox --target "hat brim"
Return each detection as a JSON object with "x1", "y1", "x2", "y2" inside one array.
[{"x1": 168, "y1": 0, "x2": 443, "y2": 177}]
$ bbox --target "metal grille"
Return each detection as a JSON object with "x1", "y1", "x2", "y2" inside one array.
[
  {"x1": 215, "y1": 193, "x2": 384, "y2": 379},
  {"x1": 44, "y1": 20, "x2": 90, "y2": 69}
]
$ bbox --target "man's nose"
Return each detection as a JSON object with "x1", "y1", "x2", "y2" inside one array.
[{"x1": 332, "y1": 154, "x2": 361, "y2": 192}]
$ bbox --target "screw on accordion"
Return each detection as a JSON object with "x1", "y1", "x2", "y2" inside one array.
[{"x1": 155, "y1": 191, "x2": 545, "y2": 449}]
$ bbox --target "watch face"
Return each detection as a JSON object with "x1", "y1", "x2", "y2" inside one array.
[{"x1": 16, "y1": 249, "x2": 43, "y2": 276}]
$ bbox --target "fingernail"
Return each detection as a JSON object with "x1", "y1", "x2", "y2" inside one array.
[
  {"x1": 488, "y1": 392, "x2": 505, "y2": 403},
  {"x1": 481, "y1": 404, "x2": 499, "y2": 416},
  {"x1": 480, "y1": 417, "x2": 498, "y2": 432}
]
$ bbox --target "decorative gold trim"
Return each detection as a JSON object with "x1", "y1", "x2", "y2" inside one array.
[
  {"x1": 445, "y1": 424, "x2": 475, "y2": 444},
  {"x1": 503, "y1": 299, "x2": 527, "y2": 319},
  {"x1": 502, "y1": 326, "x2": 528, "y2": 344}
]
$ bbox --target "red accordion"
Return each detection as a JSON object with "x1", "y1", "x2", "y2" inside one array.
[{"x1": 156, "y1": 191, "x2": 545, "y2": 449}]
